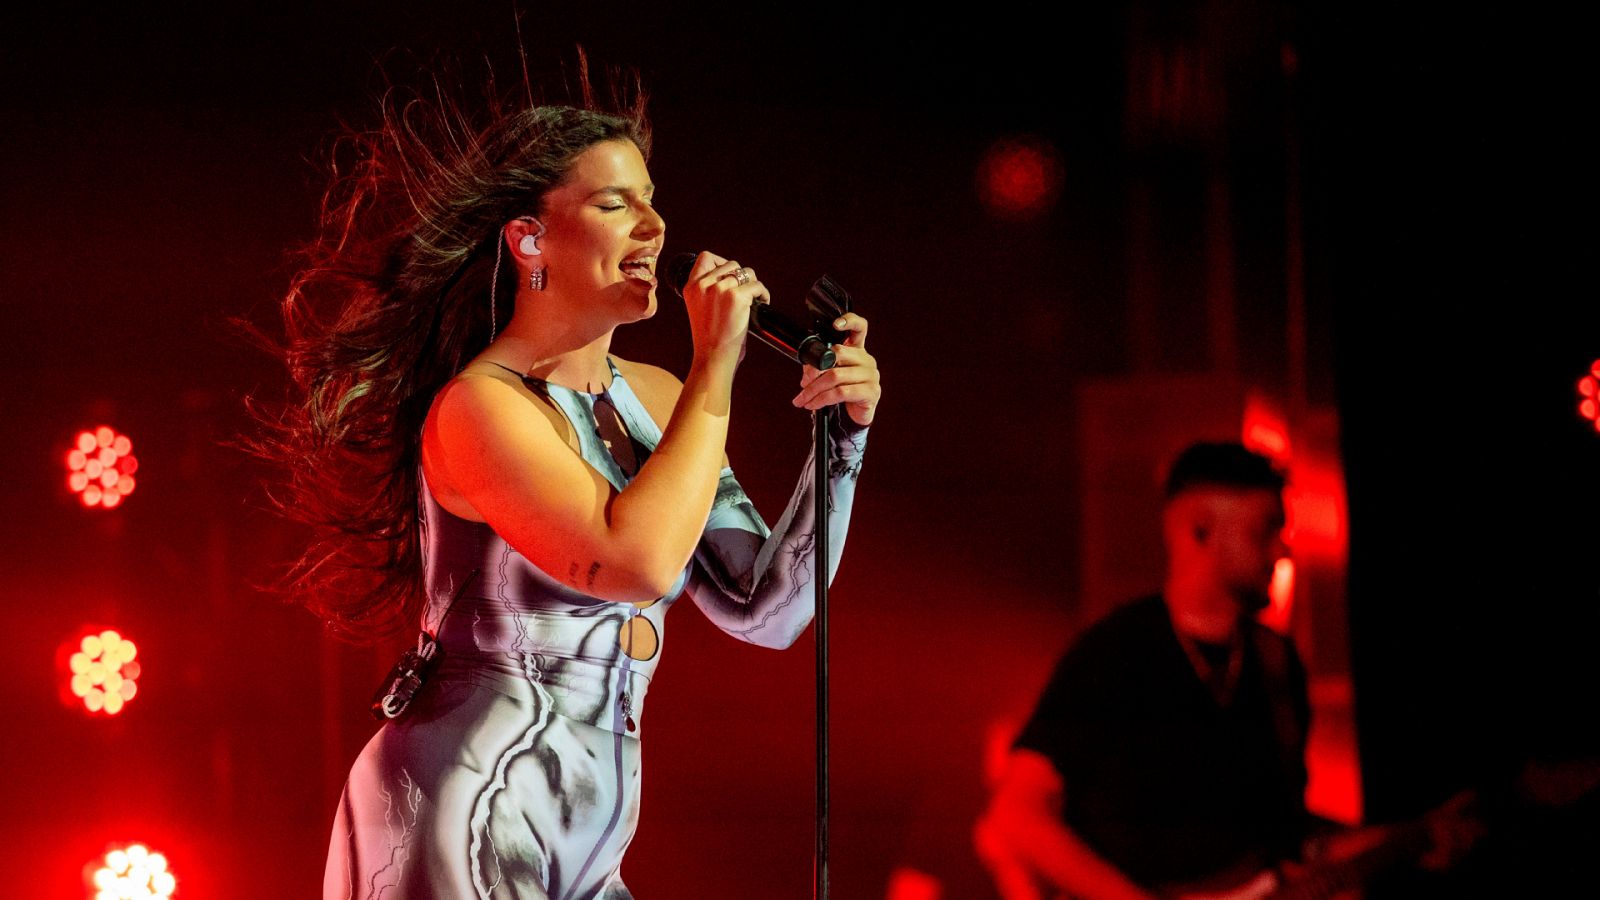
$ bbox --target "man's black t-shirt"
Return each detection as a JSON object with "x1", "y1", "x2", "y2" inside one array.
[{"x1": 1013, "y1": 595, "x2": 1311, "y2": 889}]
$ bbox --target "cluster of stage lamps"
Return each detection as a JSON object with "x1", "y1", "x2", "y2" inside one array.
[
  {"x1": 88, "y1": 844, "x2": 176, "y2": 900},
  {"x1": 1578, "y1": 360, "x2": 1600, "y2": 432},
  {"x1": 66, "y1": 426, "x2": 138, "y2": 508},
  {"x1": 59, "y1": 425, "x2": 175, "y2": 895}
]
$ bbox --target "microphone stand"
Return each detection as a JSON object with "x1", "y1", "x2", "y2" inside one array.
[
  {"x1": 719, "y1": 269, "x2": 851, "y2": 900},
  {"x1": 813, "y1": 403, "x2": 832, "y2": 900},
  {"x1": 756, "y1": 320, "x2": 834, "y2": 899},
  {"x1": 798, "y1": 275, "x2": 851, "y2": 900}
]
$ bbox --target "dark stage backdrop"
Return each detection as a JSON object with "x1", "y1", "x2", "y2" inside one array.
[{"x1": 2, "y1": 3, "x2": 1593, "y2": 898}]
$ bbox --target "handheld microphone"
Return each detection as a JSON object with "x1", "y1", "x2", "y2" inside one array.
[{"x1": 664, "y1": 252, "x2": 837, "y2": 370}]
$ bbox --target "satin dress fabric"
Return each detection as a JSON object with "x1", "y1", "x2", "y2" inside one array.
[{"x1": 323, "y1": 361, "x2": 866, "y2": 900}]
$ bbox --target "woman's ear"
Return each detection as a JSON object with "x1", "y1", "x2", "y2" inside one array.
[{"x1": 508, "y1": 216, "x2": 545, "y2": 259}]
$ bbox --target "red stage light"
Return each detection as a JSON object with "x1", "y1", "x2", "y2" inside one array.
[
  {"x1": 89, "y1": 843, "x2": 176, "y2": 899},
  {"x1": 976, "y1": 135, "x2": 1064, "y2": 221},
  {"x1": 1581, "y1": 364, "x2": 1600, "y2": 427},
  {"x1": 67, "y1": 629, "x2": 141, "y2": 716},
  {"x1": 65, "y1": 426, "x2": 138, "y2": 508},
  {"x1": 886, "y1": 867, "x2": 943, "y2": 900}
]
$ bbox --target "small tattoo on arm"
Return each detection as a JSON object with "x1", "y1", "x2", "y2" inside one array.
[
  {"x1": 586, "y1": 561, "x2": 601, "y2": 588},
  {"x1": 568, "y1": 561, "x2": 580, "y2": 585}
]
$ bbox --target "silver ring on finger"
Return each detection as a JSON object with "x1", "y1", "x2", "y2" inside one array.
[{"x1": 731, "y1": 267, "x2": 751, "y2": 286}]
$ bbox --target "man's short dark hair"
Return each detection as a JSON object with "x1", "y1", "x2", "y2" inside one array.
[{"x1": 1163, "y1": 442, "x2": 1286, "y2": 499}]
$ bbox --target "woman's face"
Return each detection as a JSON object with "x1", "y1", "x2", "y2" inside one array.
[{"x1": 537, "y1": 139, "x2": 665, "y2": 321}]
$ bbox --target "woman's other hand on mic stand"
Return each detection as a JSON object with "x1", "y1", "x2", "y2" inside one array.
[{"x1": 793, "y1": 312, "x2": 880, "y2": 428}]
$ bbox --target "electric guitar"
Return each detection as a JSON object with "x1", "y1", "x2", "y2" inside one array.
[{"x1": 1165, "y1": 819, "x2": 1438, "y2": 900}]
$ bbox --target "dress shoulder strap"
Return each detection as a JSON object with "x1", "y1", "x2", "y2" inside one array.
[{"x1": 480, "y1": 358, "x2": 662, "y2": 492}]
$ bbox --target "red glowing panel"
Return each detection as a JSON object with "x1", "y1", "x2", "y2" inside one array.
[
  {"x1": 65, "y1": 426, "x2": 138, "y2": 508},
  {"x1": 1285, "y1": 469, "x2": 1349, "y2": 560},
  {"x1": 1304, "y1": 676, "x2": 1364, "y2": 824},
  {"x1": 1241, "y1": 393, "x2": 1291, "y2": 464},
  {"x1": 66, "y1": 629, "x2": 141, "y2": 716},
  {"x1": 976, "y1": 135, "x2": 1064, "y2": 221},
  {"x1": 1582, "y1": 399, "x2": 1598, "y2": 421},
  {"x1": 90, "y1": 843, "x2": 176, "y2": 899}
]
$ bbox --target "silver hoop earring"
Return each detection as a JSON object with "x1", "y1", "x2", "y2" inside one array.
[{"x1": 519, "y1": 217, "x2": 547, "y2": 291}]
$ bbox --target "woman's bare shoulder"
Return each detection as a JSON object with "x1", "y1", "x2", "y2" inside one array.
[
  {"x1": 429, "y1": 365, "x2": 539, "y2": 431},
  {"x1": 421, "y1": 365, "x2": 569, "y2": 509}
]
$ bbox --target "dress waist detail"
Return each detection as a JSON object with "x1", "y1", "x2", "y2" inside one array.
[{"x1": 431, "y1": 593, "x2": 664, "y2": 735}]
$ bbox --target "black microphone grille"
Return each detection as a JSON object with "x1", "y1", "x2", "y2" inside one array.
[{"x1": 664, "y1": 252, "x2": 699, "y2": 297}]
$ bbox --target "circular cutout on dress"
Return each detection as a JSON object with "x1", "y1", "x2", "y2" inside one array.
[{"x1": 619, "y1": 609, "x2": 659, "y2": 661}]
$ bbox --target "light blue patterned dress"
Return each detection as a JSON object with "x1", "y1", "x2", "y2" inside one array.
[{"x1": 323, "y1": 360, "x2": 867, "y2": 899}]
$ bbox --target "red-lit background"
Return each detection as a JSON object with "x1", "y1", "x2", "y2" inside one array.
[{"x1": 2, "y1": 3, "x2": 1595, "y2": 897}]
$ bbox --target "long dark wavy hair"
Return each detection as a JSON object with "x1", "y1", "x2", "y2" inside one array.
[{"x1": 251, "y1": 67, "x2": 649, "y2": 640}]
